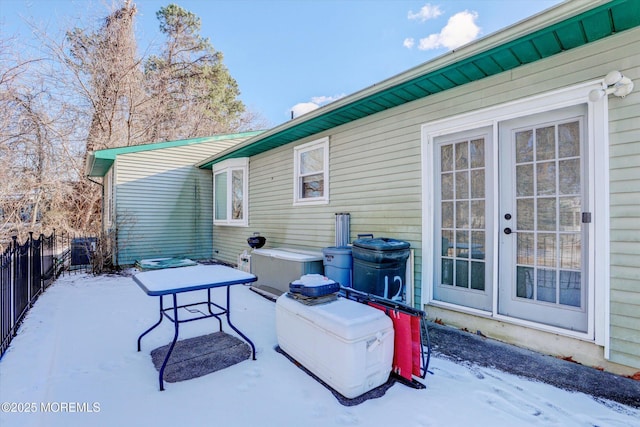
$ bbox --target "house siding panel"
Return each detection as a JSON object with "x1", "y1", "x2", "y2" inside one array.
[
  {"x1": 606, "y1": 27, "x2": 640, "y2": 369},
  {"x1": 212, "y1": 27, "x2": 639, "y2": 367},
  {"x1": 114, "y1": 139, "x2": 239, "y2": 265}
]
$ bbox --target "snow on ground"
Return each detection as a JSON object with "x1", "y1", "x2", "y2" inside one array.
[{"x1": 1, "y1": 271, "x2": 639, "y2": 427}]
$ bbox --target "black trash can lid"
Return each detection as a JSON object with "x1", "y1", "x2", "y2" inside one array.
[{"x1": 352, "y1": 237, "x2": 410, "y2": 251}]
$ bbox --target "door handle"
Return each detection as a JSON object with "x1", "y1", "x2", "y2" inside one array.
[{"x1": 504, "y1": 227, "x2": 513, "y2": 235}]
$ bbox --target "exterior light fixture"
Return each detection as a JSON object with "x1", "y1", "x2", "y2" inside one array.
[{"x1": 589, "y1": 70, "x2": 634, "y2": 102}]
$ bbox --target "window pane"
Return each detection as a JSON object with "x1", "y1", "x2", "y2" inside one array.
[
  {"x1": 536, "y1": 126, "x2": 555, "y2": 161},
  {"x1": 517, "y1": 266, "x2": 533, "y2": 299},
  {"x1": 441, "y1": 202, "x2": 453, "y2": 228},
  {"x1": 537, "y1": 233, "x2": 556, "y2": 268},
  {"x1": 441, "y1": 259, "x2": 453, "y2": 285},
  {"x1": 232, "y1": 170, "x2": 243, "y2": 220},
  {"x1": 455, "y1": 141, "x2": 468, "y2": 169},
  {"x1": 537, "y1": 161, "x2": 556, "y2": 196},
  {"x1": 559, "y1": 158, "x2": 580, "y2": 195},
  {"x1": 559, "y1": 197, "x2": 581, "y2": 231},
  {"x1": 455, "y1": 171, "x2": 469, "y2": 199},
  {"x1": 441, "y1": 145, "x2": 453, "y2": 172},
  {"x1": 456, "y1": 230, "x2": 469, "y2": 257},
  {"x1": 537, "y1": 198, "x2": 556, "y2": 231},
  {"x1": 470, "y1": 138, "x2": 484, "y2": 168},
  {"x1": 560, "y1": 234, "x2": 581, "y2": 270},
  {"x1": 517, "y1": 232, "x2": 535, "y2": 265},
  {"x1": 301, "y1": 174, "x2": 323, "y2": 198},
  {"x1": 516, "y1": 130, "x2": 533, "y2": 163},
  {"x1": 456, "y1": 201, "x2": 469, "y2": 228},
  {"x1": 442, "y1": 230, "x2": 453, "y2": 256},
  {"x1": 470, "y1": 261, "x2": 485, "y2": 290},
  {"x1": 516, "y1": 164, "x2": 533, "y2": 197},
  {"x1": 300, "y1": 148, "x2": 323, "y2": 174},
  {"x1": 214, "y1": 172, "x2": 227, "y2": 221},
  {"x1": 455, "y1": 260, "x2": 468, "y2": 288},
  {"x1": 537, "y1": 268, "x2": 556, "y2": 303},
  {"x1": 471, "y1": 231, "x2": 485, "y2": 259},
  {"x1": 471, "y1": 200, "x2": 485, "y2": 229},
  {"x1": 517, "y1": 198, "x2": 534, "y2": 230},
  {"x1": 559, "y1": 121, "x2": 580, "y2": 158},
  {"x1": 559, "y1": 270, "x2": 581, "y2": 307},
  {"x1": 441, "y1": 173, "x2": 453, "y2": 200},
  {"x1": 471, "y1": 170, "x2": 485, "y2": 198}
]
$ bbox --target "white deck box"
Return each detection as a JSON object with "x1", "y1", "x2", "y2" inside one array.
[
  {"x1": 276, "y1": 295, "x2": 394, "y2": 399},
  {"x1": 251, "y1": 248, "x2": 323, "y2": 298}
]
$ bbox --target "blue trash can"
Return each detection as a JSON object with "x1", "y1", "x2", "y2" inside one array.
[
  {"x1": 322, "y1": 246, "x2": 352, "y2": 287},
  {"x1": 352, "y1": 237, "x2": 410, "y2": 300}
]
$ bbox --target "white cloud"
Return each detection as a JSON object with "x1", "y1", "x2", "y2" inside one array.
[
  {"x1": 289, "y1": 94, "x2": 346, "y2": 119},
  {"x1": 311, "y1": 94, "x2": 345, "y2": 105},
  {"x1": 408, "y1": 3, "x2": 443, "y2": 22},
  {"x1": 290, "y1": 102, "x2": 320, "y2": 118},
  {"x1": 418, "y1": 10, "x2": 480, "y2": 50},
  {"x1": 403, "y1": 37, "x2": 415, "y2": 49}
]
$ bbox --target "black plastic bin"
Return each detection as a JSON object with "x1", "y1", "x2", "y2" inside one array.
[{"x1": 352, "y1": 237, "x2": 410, "y2": 300}]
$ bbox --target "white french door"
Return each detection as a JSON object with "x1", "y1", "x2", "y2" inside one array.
[
  {"x1": 498, "y1": 105, "x2": 589, "y2": 332},
  {"x1": 433, "y1": 127, "x2": 493, "y2": 312}
]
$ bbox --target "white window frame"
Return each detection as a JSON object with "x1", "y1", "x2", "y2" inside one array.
[
  {"x1": 422, "y1": 80, "x2": 609, "y2": 346},
  {"x1": 213, "y1": 158, "x2": 249, "y2": 227},
  {"x1": 293, "y1": 137, "x2": 329, "y2": 205}
]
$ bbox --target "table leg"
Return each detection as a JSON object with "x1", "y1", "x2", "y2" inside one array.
[
  {"x1": 207, "y1": 288, "x2": 223, "y2": 332},
  {"x1": 138, "y1": 294, "x2": 165, "y2": 351},
  {"x1": 158, "y1": 293, "x2": 180, "y2": 391},
  {"x1": 224, "y1": 285, "x2": 256, "y2": 360}
]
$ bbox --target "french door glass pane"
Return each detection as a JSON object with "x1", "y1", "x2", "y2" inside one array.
[
  {"x1": 516, "y1": 130, "x2": 533, "y2": 163},
  {"x1": 559, "y1": 271, "x2": 581, "y2": 307},
  {"x1": 439, "y1": 137, "x2": 486, "y2": 291},
  {"x1": 558, "y1": 122, "x2": 580, "y2": 157},
  {"x1": 514, "y1": 120, "x2": 582, "y2": 308}
]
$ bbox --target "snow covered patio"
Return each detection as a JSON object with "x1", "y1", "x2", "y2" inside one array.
[{"x1": 1, "y1": 271, "x2": 639, "y2": 427}]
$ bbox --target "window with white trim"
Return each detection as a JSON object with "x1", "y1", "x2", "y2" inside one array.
[
  {"x1": 213, "y1": 158, "x2": 248, "y2": 226},
  {"x1": 294, "y1": 137, "x2": 329, "y2": 205}
]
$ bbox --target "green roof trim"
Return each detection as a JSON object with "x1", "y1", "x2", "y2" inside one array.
[
  {"x1": 198, "y1": 0, "x2": 640, "y2": 169},
  {"x1": 86, "y1": 130, "x2": 264, "y2": 177}
]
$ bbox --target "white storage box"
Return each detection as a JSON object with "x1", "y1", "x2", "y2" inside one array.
[
  {"x1": 276, "y1": 294, "x2": 394, "y2": 399},
  {"x1": 251, "y1": 248, "x2": 323, "y2": 298}
]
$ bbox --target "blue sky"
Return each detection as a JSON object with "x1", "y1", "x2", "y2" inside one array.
[{"x1": 2, "y1": 0, "x2": 562, "y2": 127}]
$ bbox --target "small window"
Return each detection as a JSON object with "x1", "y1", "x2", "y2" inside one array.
[
  {"x1": 213, "y1": 158, "x2": 248, "y2": 226},
  {"x1": 294, "y1": 137, "x2": 329, "y2": 205}
]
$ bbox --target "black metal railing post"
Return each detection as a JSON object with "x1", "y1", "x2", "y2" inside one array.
[{"x1": 0, "y1": 241, "x2": 13, "y2": 355}]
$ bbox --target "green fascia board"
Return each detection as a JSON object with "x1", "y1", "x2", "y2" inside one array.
[
  {"x1": 85, "y1": 130, "x2": 264, "y2": 177},
  {"x1": 198, "y1": 0, "x2": 639, "y2": 168}
]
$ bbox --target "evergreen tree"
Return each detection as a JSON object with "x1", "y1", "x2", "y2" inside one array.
[{"x1": 144, "y1": 4, "x2": 246, "y2": 141}]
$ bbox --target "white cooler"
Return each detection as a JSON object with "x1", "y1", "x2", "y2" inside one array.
[{"x1": 276, "y1": 294, "x2": 394, "y2": 399}]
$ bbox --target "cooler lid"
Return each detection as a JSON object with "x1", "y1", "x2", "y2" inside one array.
[
  {"x1": 276, "y1": 295, "x2": 392, "y2": 341},
  {"x1": 352, "y1": 237, "x2": 410, "y2": 251}
]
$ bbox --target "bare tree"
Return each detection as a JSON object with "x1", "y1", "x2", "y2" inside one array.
[
  {"x1": 1, "y1": 0, "x2": 267, "y2": 249},
  {"x1": 0, "y1": 34, "x2": 79, "y2": 246}
]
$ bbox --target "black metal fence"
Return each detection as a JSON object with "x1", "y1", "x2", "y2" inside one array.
[{"x1": 0, "y1": 231, "x2": 60, "y2": 358}]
